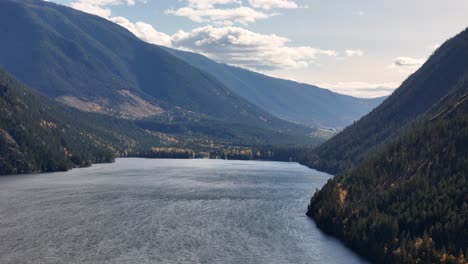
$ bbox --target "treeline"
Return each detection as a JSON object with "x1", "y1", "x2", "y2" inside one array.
[
  {"x1": 210, "y1": 146, "x2": 307, "y2": 161},
  {"x1": 137, "y1": 147, "x2": 195, "y2": 159},
  {"x1": 0, "y1": 64, "x2": 314, "y2": 175},
  {"x1": 134, "y1": 145, "x2": 312, "y2": 162},
  {"x1": 0, "y1": 69, "x2": 117, "y2": 174},
  {"x1": 0, "y1": 67, "x2": 318, "y2": 175},
  {"x1": 307, "y1": 93, "x2": 468, "y2": 263}
]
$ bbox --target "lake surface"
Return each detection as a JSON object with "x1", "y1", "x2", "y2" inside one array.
[{"x1": 0, "y1": 158, "x2": 367, "y2": 264}]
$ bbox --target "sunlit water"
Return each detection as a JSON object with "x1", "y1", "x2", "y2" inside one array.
[{"x1": 0, "y1": 158, "x2": 367, "y2": 264}]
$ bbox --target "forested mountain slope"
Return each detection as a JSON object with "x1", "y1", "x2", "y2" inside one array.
[
  {"x1": 307, "y1": 79, "x2": 468, "y2": 263},
  {"x1": 0, "y1": 68, "x2": 117, "y2": 174},
  {"x1": 305, "y1": 28, "x2": 468, "y2": 174},
  {"x1": 0, "y1": 0, "x2": 309, "y2": 137},
  {"x1": 0, "y1": 67, "x2": 318, "y2": 175},
  {"x1": 168, "y1": 48, "x2": 385, "y2": 129}
]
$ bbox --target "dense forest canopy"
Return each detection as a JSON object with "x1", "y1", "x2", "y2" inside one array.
[
  {"x1": 307, "y1": 28, "x2": 468, "y2": 264},
  {"x1": 305, "y1": 28, "x2": 468, "y2": 175},
  {"x1": 0, "y1": 69, "x2": 115, "y2": 173},
  {"x1": 0, "y1": 68, "x2": 317, "y2": 175},
  {"x1": 308, "y1": 88, "x2": 468, "y2": 263}
]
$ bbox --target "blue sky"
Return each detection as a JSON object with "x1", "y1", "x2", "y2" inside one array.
[{"x1": 49, "y1": 0, "x2": 468, "y2": 97}]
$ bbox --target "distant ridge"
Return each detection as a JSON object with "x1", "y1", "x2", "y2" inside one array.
[
  {"x1": 167, "y1": 47, "x2": 385, "y2": 129},
  {"x1": 0, "y1": 0, "x2": 309, "y2": 137}
]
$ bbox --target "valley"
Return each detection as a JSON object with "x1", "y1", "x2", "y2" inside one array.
[{"x1": 0, "y1": 1, "x2": 466, "y2": 264}]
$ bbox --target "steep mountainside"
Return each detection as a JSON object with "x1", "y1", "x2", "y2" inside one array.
[
  {"x1": 0, "y1": 0, "x2": 309, "y2": 137},
  {"x1": 168, "y1": 48, "x2": 384, "y2": 129},
  {"x1": 308, "y1": 79, "x2": 468, "y2": 263},
  {"x1": 0, "y1": 67, "x2": 319, "y2": 175},
  {"x1": 305, "y1": 28, "x2": 468, "y2": 174},
  {"x1": 0, "y1": 68, "x2": 117, "y2": 174}
]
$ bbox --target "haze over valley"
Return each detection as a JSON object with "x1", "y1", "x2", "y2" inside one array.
[{"x1": 0, "y1": 1, "x2": 466, "y2": 263}]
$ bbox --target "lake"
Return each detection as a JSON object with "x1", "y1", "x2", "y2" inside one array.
[{"x1": 0, "y1": 158, "x2": 367, "y2": 264}]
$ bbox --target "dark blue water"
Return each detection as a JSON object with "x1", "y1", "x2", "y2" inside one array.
[{"x1": 0, "y1": 158, "x2": 367, "y2": 264}]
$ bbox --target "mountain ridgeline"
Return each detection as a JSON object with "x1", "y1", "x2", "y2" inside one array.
[
  {"x1": 0, "y1": 0, "x2": 384, "y2": 176},
  {"x1": 0, "y1": 0, "x2": 466, "y2": 263},
  {"x1": 167, "y1": 48, "x2": 385, "y2": 129},
  {"x1": 0, "y1": 67, "x2": 319, "y2": 175},
  {"x1": 0, "y1": 0, "x2": 316, "y2": 141},
  {"x1": 307, "y1": 28, "x2": 468, "y2": 263},
  {"x1": 305, "y1": 27, "x2": 468, "y2": 174},
  {"x1": 0, "y1": 0, "x2": 361, "y2": 173}
]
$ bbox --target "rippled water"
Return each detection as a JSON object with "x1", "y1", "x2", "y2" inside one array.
[{"x1": 0, "y1": 158, "x2": 367, "y2": 264}]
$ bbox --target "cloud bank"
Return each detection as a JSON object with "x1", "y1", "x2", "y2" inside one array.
[
  {"x1": 65, "y1": 0, "x2": 408, "y2": 98},
  {"x1": 70, "y1": 0, "x2": 137, "y2": 18},
  {"x1": 165, "y1": 6, "x2": 272, "y2": 25},
  {"x1": 70, "y1": 0, "x2": 338, "y2": 71},
  {"x1": 165, "y1": 0, "x2": 304, "y2": 25},
  {"x1": 108, "y1": 19, "x2": 338, "y2": 71},
  {"x1": 319, "y1": 82, "x2": 398, "y2": 98},
  {"x1": 171, "y1": 26, "x2": 337, "y2": 70}
]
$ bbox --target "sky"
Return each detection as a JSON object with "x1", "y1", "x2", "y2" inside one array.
[{"x1": 49, "y1": 0, "x2": 468, "y2": 98}]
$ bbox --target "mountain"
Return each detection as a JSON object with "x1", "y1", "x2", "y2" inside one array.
[
  {"x1": 306, "y1": 28, "x2": 468, "y2": 263},
  {"x1": 0, "y1": 0, "x2": 335, "y2": 176},
  {"x1": 0, "y1": 66, "x2": 318, "y2": 175},
  {"x1": 167, "y1": 48, "x2": 385, "y2": 129},
  {"x1": 0, "y1": 0, "x2": 315, "y2": 142},
  {"x1": 0, "y1": 68, "x2": 117, "y2": 174},
  {"x1": 305, "y1": 28, "x2": 468, "y2": 174},
  {"x1": 308, "y1": 82, "x2": 468, "y2": 263}
]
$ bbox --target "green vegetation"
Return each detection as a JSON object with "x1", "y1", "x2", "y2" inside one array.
[
  {"x1": 305, "y1": 28, "x2": 468, "y2": 174},
  {"x1": 0, "y1": 0, "x2": 317, "y2": 141},
  {"x1": 308, "y1": 90, "x2": 468, "y2": 263},
  {"x1": 2, "y1": 3, "x2": 465, "y2": 263},
  {"x1": 0, "y1": 67, "x2": 320, "y2": 175},
  {"x1": 307, "y1": 28, "x2": 468, "y2": 263},
  {"x1": 0, "y1": 69, "x2": 115, "y2": 174},
  {"x1": 0, "y1": 0, "x2": 330, "y2": 175},
  {"x1": 167, "y1": 47, "x2": 384, "y2": 129}
]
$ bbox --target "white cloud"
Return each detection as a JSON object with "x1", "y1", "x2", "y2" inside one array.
[
  {"x1": 69, "y1": 0, "x2": 172, "y2": 47},
  {"x1": 166, "y1": 0, "x2": 301, "y2": 25},
  {"x1": 248, "y1": 0, "x2": 299, "y2": 10},
  {"x1": 170, "y1": 26, "x2": 337, "y2": 71},
  {"x1": 70, "y1": 2, "x2": 112, "y2": 17},
  {"x1": 390, "y1": 57, "x2": 426, "y2": 73},
  {"x1": 319, "y1": 82, "x2": 398, "y2": 98},
  {"x1": 392, "y1": 57, "x2": 425, "y2": 67},
  {"x1": 73, "y1": 0, "x2": 135, "y2": 5},
  {"x1": 165, "y1": 6, "x2": 272, "y2": 25},
  {"x1": 67, "y1": 0, "x2": 336, "y2": 72},
  {"x1": 345, "y1": 49, "x2": 364, "y2": 57},
  {"x1": 71, "y1": 4, "x2": 335, "y2": 72},
  {"x1": 185, "y1": 0, "x2": 241, "y2": 9},
  {"x1": 70, "y1": 0, "x2": 138, "y2": 18},
  {"x1": 68, "y1": 0, "x2": 171, "y2": 48},
  {"x1": 110, "y1": 17, "x2": 172, "y2": 46}
]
